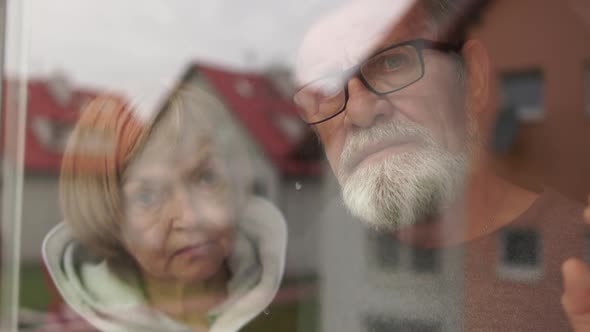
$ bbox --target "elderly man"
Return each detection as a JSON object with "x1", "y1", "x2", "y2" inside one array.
[{"x1": 294, "y1": 0, "x2": 587, "y2": 331}]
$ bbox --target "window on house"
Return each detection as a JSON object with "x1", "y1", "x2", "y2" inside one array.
[
  {"x1": 364, "y1": 314, "x2": 395, "y2": 332},
  {"x1": 412, "y1": 247, "x2": 440, "y2": 273},
  {"x1": 366, "y1": 230, "x2": 399, "y2": 270},
  {"x1": 31, "y1": 117, "x2": 74, "y2": 152},
  {"x1": 498, "y1": 228, "x2": 543, "y2": 281},
  {"x1": 364, "y1": 315, "x2": 441, "y2": 332},
  {"x1": 252, "y1": 179, "x2": 268, "y2": 197},
  {"x1": 500, "y1": 70, "x2": 544, "y2": 121},
  {"x1": 407, "y1": 321, "x2": 442, "y2": 332},
  {"x1": 503, "y1": 229, "x2": 539, "y2": 266}
]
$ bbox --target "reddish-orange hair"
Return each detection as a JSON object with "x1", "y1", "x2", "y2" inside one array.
[{"x1": 60, "y1": 95, "x2": 150, "y2": 258}]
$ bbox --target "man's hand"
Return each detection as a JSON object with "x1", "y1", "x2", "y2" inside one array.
[{"x1": 562, "y1": 195, "x2": 590, "y2": 331}]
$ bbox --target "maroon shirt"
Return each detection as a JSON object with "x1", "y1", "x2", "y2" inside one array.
[{"x1": 463, "y1": 189, "x2": 586, "y2": 332}]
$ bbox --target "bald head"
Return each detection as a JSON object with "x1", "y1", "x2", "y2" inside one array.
[{"x1": 295, "y1": 0, "x2": 415, "y2": 85}]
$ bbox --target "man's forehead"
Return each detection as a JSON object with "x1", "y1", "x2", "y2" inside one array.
[{"x1": 295, "y1": 0, "x2": 429, "y2": 85}]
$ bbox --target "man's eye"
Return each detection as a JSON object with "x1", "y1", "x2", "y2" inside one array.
[{"x1": 382, "y1": 53, "x2": 410, "y2": 70}]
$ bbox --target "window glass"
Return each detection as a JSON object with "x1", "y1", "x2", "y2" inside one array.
[{"x1": 1, "y1": 1, "x2": 590, "y2": 332}]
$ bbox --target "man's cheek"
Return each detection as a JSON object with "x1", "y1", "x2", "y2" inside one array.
[{"x1": 318, "y1": 126, "x2": 345, "y2": 171}]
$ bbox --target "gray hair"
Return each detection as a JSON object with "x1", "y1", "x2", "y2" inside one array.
[
  {"x1": 422, "y1": 0, "x2": 491, "y2": 41},
  {"x1": 147, "y1": 86, "x2": 253, "y2": 214},
  {"x1": 419, "y1": 0, "x2": 491, "y2": 84}
]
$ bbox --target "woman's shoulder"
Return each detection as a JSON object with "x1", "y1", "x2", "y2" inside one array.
[{"x1": 239, "y1": 196, "x2": 288, "y2": 239}]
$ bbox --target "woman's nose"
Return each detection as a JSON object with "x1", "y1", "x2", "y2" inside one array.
[{"x1": 171, "y1": 187, "x2": 201, "y2": 230}]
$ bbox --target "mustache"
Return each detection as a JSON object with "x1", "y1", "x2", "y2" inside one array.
[{"x1": 338, "y1": 120, "x2": 437, "y2": 177}]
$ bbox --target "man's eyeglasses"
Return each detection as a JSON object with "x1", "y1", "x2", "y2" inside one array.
[{"x1": 293, "y1": 38, "x2": 464, "y2": 125}]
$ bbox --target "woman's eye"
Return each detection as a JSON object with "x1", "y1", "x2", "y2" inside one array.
[
  {"x1": 200, "y1": 170, "x2": 216, "y2": 184},
  {"x1": 191, "y1": 169, "x2": 218, "y2": 187},
  {"x1": 133, "y1": 189, "x2": 160, "y2": 206}
]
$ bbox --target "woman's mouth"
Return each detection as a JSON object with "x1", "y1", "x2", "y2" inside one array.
[{"x1": 173, "y1": 241, "x2": 216, "y2": 259}]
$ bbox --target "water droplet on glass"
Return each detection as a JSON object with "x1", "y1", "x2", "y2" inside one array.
[{"x1": 295, "y1": 182, "x2": 302, "y2": 190}]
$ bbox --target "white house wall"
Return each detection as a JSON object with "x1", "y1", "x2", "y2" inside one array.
[
  {"x1": 279, "y1": 177, "x2": 323, "y2": 277},
  {"x1": 183, "y1": 73, "x2": 280, "y2": 203},
  {"x1": 183, "y1": 72, "x2": 323, "y2": 278},
  {"x1": 20, "y1": 174, "x2": 62, "y2": 263}
]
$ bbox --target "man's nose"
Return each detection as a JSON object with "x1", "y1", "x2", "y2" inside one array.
[{"x1": 343, "y1": 77, "x2": 392, "y2": 128}]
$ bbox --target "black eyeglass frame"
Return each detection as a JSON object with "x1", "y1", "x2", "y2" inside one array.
[{"x1": 295, "y1": 38, "x2": 464, "y2": 125}]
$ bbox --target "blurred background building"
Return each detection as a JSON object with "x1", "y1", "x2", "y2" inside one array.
[
  {"x1": 0, "y1": 73, "x2": 104, "y2": 320},
  {"x1": 15, "y1": 74, "x2": 98, "y2": 262}
]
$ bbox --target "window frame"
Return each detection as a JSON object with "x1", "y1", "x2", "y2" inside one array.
[{"x1": 500, "y1": 68, "x2": 545, "y2": 123}]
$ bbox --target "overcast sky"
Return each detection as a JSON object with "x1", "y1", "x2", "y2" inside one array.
[{"x1": 6, "y1": 0, "x2": 346, "y2": 104}]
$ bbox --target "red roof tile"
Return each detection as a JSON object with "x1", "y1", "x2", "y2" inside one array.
[
  {"x1": 192, "y1": 64, "x2": 322, "y2": 176},
  {"x1": 2, "y1": 79, "x2": 102, "y2": 172}
]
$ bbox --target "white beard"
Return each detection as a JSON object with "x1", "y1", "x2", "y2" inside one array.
[{"x1": 338, "y1": 120, "x2": 469, "y2": 230}]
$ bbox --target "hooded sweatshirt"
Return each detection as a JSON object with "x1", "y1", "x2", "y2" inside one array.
[{"x1": 42, "y1": 196, "x2": 287, "y2": 332}]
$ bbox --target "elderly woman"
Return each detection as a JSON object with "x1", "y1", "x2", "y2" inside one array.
[{"x1": 42, "y1": 89, "x2": 287, "y2": 332}]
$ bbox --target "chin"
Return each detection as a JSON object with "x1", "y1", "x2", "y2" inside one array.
[
  {"x1": 175, "y1": 259, "x2": 226, "y2": 282},
  {"x1": 341, "y1": 149, "x2": 467, "y2": 231}
]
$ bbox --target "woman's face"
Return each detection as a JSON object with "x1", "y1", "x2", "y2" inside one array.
[{"x1": 120, "y1": 130, "x2": 234, "y2": 283}]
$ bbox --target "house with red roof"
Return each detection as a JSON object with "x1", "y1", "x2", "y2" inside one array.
[
  {"x1": 2, "y1": 75, "x2": 102, "y2": 262},
  {"x1": 21, "y1": 77, "x2": 96, "y2": 171},
  {"x1": 175, "y1": 63, "x2": 325, "y2": 277}
]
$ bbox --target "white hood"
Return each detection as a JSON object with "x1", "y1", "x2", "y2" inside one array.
[{"x1": 42, "y1": 196, "x2": 287, "y2": 332}]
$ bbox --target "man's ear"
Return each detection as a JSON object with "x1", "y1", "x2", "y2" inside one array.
[{"x1": 462, "y1": 39, "x2": 490, "y2": 113}]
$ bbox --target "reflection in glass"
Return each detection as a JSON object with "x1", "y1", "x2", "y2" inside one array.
[{"x1": 42, "y1": 90, "x2": 287, "y2": 332}]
